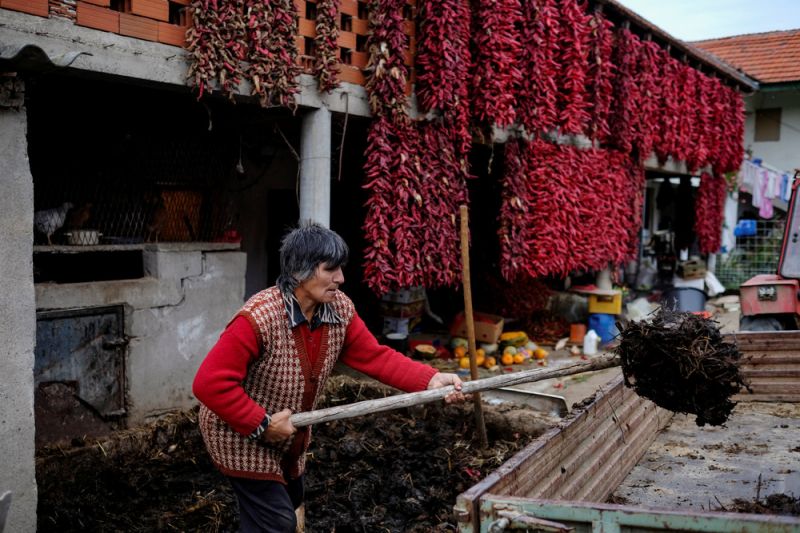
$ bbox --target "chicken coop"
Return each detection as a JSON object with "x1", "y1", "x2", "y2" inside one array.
[{"x1": 32, "y1": 145, "x2": 238, "y2": 248}]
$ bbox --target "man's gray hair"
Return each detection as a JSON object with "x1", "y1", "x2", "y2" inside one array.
[{"x1": 276, "y1": 221, "x2": 349, "y2": 294}]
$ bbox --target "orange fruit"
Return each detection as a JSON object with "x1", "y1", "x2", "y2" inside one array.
[
  {"x1": 534, "y1": 348, "x2": 548, "y2": 360},
  {"x1": 459, "y1": 357, "x2": 471, "y2": 369},
  {"x1": 484, "y1": 356, "x2": 497, "y2": 368},
  {"x1": 513, "y1": 353, "x2": 525, "y2": 364},
  {"x1": 501, "y1": 353, "x2": 514, "y2": 366},
  {"x1": 475, "y1": 354, "x2": 486, "y2": 367},
  {"x1": 454, "y1": 346, "x2": 467, "y2": 358}
]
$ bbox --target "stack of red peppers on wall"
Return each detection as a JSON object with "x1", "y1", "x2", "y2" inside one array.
[
  {"x1": 499, "y1": 139, "x2": 643, "y2": 280},
  {"x1": 361, "y1": 0, "x2": 471, "y2": 294},
  {"x1": 492, "y1": 1, "x2": 744, "y2": 281}
]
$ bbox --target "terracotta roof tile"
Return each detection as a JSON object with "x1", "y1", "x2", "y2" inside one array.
[{"x1": 692, "y1": 29, "x2": 800, "y2": 83}]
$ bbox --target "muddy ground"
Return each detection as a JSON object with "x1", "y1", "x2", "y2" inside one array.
[{"x1": 36, "y1": 377, "x2": 556, "y2": 532}]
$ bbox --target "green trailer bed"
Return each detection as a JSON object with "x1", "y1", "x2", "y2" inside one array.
[{"x1": 454, "y1": 331, "x2": 800, "y2": 532}]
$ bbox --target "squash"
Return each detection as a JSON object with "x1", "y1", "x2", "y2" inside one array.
[
  {"x1": 499, "y1": 331, "x2": 529, "y2": 346},
  {"x1": 414, "y1": 344, "x2": 437, "y2": 360}
]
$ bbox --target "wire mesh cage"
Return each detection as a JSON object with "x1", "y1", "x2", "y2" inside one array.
[
  {"x1": 33, "y1": 137, "x2": 240, "y2": 246},
  {"x1": 716, "y1": 218, "x2": 785, "y2": 290}
]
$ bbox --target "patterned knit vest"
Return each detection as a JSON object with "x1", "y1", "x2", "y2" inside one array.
[{"x1": 198, "y1": 286, "x2": 355, "y2": 482}]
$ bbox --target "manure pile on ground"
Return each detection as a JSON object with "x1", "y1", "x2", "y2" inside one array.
[
  {"x1": 37, "y1": 378, "x2": 543, "y2": 532},
  {"x1": 615, "y1": 310, "x2": 747, "y2": 426}
]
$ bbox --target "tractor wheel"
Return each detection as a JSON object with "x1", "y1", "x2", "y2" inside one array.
[{"x1": 739, "y1": 316, "x2": 784, "y2": 331}]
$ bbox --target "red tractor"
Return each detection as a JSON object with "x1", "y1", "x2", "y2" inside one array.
[{"x1": 739, "y1": 171, "x2": 800, "y2": 331}]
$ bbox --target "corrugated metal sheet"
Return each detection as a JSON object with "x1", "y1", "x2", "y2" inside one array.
[
  {"x1": 729, "y1": 331, "x2": 800, "y2": 402},
  {"x1": 454, "y1": 375, "x2": 672, "y2": 530}
]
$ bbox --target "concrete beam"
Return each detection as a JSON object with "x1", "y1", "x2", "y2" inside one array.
[
  {"x1": 36, "y1": 278, "x2": 184, "y2": 310},
  {"x1": 0, "y1": 10, "x2": 371, "y2": 116}
]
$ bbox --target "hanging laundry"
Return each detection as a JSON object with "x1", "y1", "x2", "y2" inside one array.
[
  {"x1": 751, "y1": 167, "x2": 767, "y2": 208},
  {"x1": 780, "y1": 174, "x2": 789, "y2": 202},
  {"x1": 758, "y1": 174, "x2": 774, "y2": 219},
  {"x1": 740, "y1": 160, "x2": 759, "y2": 191},
  {"x1": 765, "y1": 169, "x2": 778, "y2": 199}
]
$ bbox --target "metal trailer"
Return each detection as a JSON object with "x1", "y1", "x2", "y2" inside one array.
[{"x1": 454, "y1": 331, "x2": 800, "y2": 532}]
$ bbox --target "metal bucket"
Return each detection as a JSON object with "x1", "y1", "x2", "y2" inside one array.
[{"x1": 661, "y1": 287, "x2": 707, "y2": 312}]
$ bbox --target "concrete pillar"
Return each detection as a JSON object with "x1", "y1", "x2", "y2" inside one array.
[
  {"x1": 721, "y1": 191, "x2": 739, "y2": 257},
  {"x1": 0, "y1": 76, "x2": 38, "y2": 532},
  {"x1": 299, "y1": 107, "x2": 332, "y2": 226}
]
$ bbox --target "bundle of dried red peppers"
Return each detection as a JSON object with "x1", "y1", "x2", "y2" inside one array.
[
  {"x1": 314, "y1": 0, "x2": 341, "y2": 93},
  {"x1": 362, "y1": 0, "x2": 470, "y2": 294},
  {"x1": 499, "y1": 139, "x2": 643, "y2": 280},
  {"x1": 694, "y1": 172, "x2": 728, "y2": 255},
  {"x1": 470, "y1": 0, "x2": 522, "y2": 129}
]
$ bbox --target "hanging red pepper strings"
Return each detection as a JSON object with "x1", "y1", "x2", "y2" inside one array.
[
  {"x1": 498, "y1": 139, "x2": 541, "y2": 281},
  {"x1": 415, "y1": 0, "x2": 471, "y2": 116},
  {"x1": 673, "y1": 63, "x2": 696, "y2": 163},
  {"x1": 557, "y1": 0, "x2": 592, "y2": 136},
  {"x1": 314, "y1": 0, "x2": 341, "y2": 93},
  {"x1": 471, "y1": 0, "x2": 523, "y2": 129},
  {"x1": 415, "y1": 0, "x2": 472, "y2": 158},
  {"x1": 246, "y1": 0, "x2": 301, "y2": 109},
  {"x1": 608, "y1": 26, "x2": 641, "y2": 156},
  {"x1": 694, "y1": 171, "x2": 728, "y2": 254},
  {"x1": 586, "y1": 7, "x2": 614, "y2": 143},
  {"x1": 364, "y1": 0, "x2": 409, "y2": 119},
  {"x1": 653, "y1": 53, "x2": 680, "y2": 164},
  {"x1": 188, "y1": 0, "x2": 300, "y2": 108},
  {"x1": 633, "y1": 39, "x2": 661, "y2": 163},
  {"x1": 499, "y1": 138, "x2": 643, "y2": 280},
  {"x1": 362, "y1": 0, "x2": 469, "y2": 294},
  {"x1": 516, "y1": 0, "x2": 559, "y2": 135}
]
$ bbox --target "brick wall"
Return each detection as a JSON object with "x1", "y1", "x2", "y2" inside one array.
[
  {"x1": 294, "y1": 0, "x2": 416, "y2": 86},
  {"x1": 1, "y1": 0, "x2": 417, "y2": 87}
]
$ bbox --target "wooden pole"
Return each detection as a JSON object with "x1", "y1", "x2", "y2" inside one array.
[
  {"x1": 290, "y1": 353, "x2": 620, "y2": 428},
  {"x1": 459, "y1": 204, "x2": 489, "y2": 449}
]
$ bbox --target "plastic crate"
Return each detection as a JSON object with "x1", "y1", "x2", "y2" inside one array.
[{"x1": 588, "y1": 291, "x2": 622, "y2": 315}]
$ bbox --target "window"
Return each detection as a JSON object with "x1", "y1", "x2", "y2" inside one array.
[{"x1": 755, "y1": 108, "x2": 781, "y2": 142}]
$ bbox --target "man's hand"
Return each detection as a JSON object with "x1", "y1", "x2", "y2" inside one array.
[
  {"x1": 427, "y1": 372, "x2": 468, "y2": 404},
  {"x1": 262, "y1": 408, "x2": 297, "y2": 444}
]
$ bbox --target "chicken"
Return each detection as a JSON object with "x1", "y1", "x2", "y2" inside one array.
[
  {"x1": 34, "y1": 202, "x2": 73, "y2": 245},
  {"x1": 65, "y1": 202, "x2": 93, "y2": 230},
  {"x1": 145, "y1": 193, "x2": 168, "y2": 243}
]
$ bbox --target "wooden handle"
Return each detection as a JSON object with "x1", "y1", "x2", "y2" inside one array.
[{"x1": 289, "y1": 353, "x2": 620, "y2": 428}]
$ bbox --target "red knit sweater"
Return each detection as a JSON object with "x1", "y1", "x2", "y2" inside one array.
[{"x1": 193, "y1": 313, "x2": 437, "y2": 436}]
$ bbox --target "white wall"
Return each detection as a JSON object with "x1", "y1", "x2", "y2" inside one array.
[{"x1": 744, "y1": 89, "x2": 800, "y2": 173}]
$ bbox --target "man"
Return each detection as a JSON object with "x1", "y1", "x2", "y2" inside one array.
[{"x1": 193, "y1": 222, "x2": 465, "y2": 532}]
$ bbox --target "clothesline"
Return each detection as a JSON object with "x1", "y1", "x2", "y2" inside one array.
[{"x1": 738, "y1": 159, "x2": 792, "y2": 218}]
